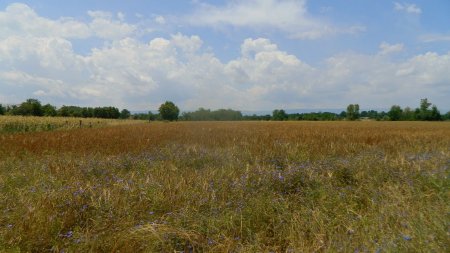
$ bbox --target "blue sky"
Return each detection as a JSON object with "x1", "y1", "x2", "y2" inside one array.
[{"x1": 0, "y1": 0, "x2": 449, "y2": 111}]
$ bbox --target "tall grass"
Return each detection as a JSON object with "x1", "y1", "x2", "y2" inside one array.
[
  {"x1": 0, "y1": 121, "x2": 449, "y2": 252},
  {"x1": 0, "y1": 116, "x2": 144, "y2": 134}
]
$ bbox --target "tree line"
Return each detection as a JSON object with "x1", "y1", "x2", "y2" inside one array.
[
  {"x1": 0, "y1": 98, "x2": 449, "y2": 121},
  {"x1": 0, "y1": 99, "x2": 130, "y2": 119}
]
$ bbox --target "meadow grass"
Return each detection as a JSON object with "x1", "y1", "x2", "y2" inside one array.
[
  {"x1": 0, "y1": 116, "x2": 144, "y2": 134},
  {"x1": 0, "y1": 121, "x2": 449, "y2": 252}
]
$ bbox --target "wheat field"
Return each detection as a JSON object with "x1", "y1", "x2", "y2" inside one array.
[{"x1": 0, "y1": 120, "x2": 449, "y2": 252}]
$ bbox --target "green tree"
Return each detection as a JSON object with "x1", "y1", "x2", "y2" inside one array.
[
  {"x1": 401, "y1": 107, "x2": 415, "y2": 121},
  {"x1": 346, "y1": 104, "x2": 360, "y2": 121},
  {"x1": 272, "y1": 109, "x2": 288, "y2": 121},
  {"x1": 416, "y1": 98, "x2": 441, "y2": 121},
  {"x1": 444, "y1": 111, "x2": 450, "y2": 120},
  {"x1": 0, "y1": 103, "x2": 4, "y2": 115},
  {"x1": 159, "y1": 101, "x2": 180, "y2": 121},
  {"x1": 388, "y1": 105, "x2": 403, "y2": 121},
  {"x1": 430, "y1": 105, "x2": 441, "y2": 121},
  {"x1": 58, "y1": 106, "x2": 70, "y2": 117},
  {"x1": 148, "y1": 111, "x2": 158, "y2": 121},
  {"x1": 417, "y1": 98, "x2": 432, "y2": 120},
  {"x1": 42, "y1": 104, "x2": 57, "y2": 117},
  {"x1": 13, "y1": 98, "x2": 43, "y2": 116},
  {"x1": 120, "y1": 109, "x2": 131, "y2": 119}
]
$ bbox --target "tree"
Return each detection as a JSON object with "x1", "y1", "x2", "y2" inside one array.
[
  {"x1": 401, "y1": 107, "x2": 415, "y2": 121},
  {"x1": 416, "y1": 98, "x2": 432, "y2": 120},
  {"x1": 120, "y1": 109, "x2": 131, "y2": 119},
  {"x1": 420, "y1": 98, "x2": 431, "y2": 112},
  {"x1": 430, "y1": 105, "x2": 441, "y2": 121},
  {"x1": 0, "y1": 104, "x2": 4, "y2": 115},
  {"x1": 13, "y1": 98, "x2": 43, "y2": 116},
  {"x1": 148, "y1": 111, "x2": 158, "y2": 121},
  {"x1": 415, "y1": 98, "x2": 441, "y2": 121},
  {"x1": 272, "y1": 109, "x2": 288, "y2": 121},
  {"x1": 42, "y1": 104, "x2": 57, "y2": 117},
  {"x1": 346, "y1": 104, "x2": 360, "y2": 121},
  {"x1": 388, "y1": 105, "x2": 403, "y2": 121},
  {"x1": 159, "y1": 101, "x2": 179, "y2": 121},
  {"x1": 444, "y1": 111, "x2": 450, "y2": 121}
]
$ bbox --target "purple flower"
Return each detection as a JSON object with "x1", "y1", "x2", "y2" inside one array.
[
  {"x1": 60, "y1": 231, "x2": 73, "y2": 238},
  {"x1": 278, "y1": 173, "x2": 284, "y2": 181},
  {"x1": 402, "y1": 235, "x2": 412, "y2": 241}
]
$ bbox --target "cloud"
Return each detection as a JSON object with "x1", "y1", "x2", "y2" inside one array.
[
  {"x1": 154, "y1": 15, "x2": 166, "y2": 25},
  {"x1": 87, "y1": 10, "x2": 136, "y2": 40},
  {"x1": 420, "y1": 34, "x2": 450, "y2": 43},
  {"x1": 379, "y1": 42, "x2": 404, "y2": 55},
  {"x1": 0, "y1": 3, "x2": 136, "y2": 40},
  {"x1": 185, "y1": 0, "x2": 365, "y2": 39},
  {"x1": 2, "y1": 30, "x2": 449, "y2": 110},
  {"x1": 394, "y1": 2, "x2": 422, "y2": 14},
  {"x1": 0, "y1": 3, "x2": 449, "y2": 111},
  {"x1": 0, "y1": 3, "x2": 90, "y2": 39}
]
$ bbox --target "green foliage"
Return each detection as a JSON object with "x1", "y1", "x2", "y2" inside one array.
[
  {"x1": 388, "y1": 105, "x2": 403, "y2": 121},
  {"x1": 58, "y1": 106, "x2": 120, "y2": 119},
  {"x1": 415, "y1": 98, "x2": 441, "y2": 121},
  {"x1": 11, "y1": 98, "x2": 43, "y2": 116},
  {"x1": 444, "y1": 111, "x2": 450, "y2": 120},
  {"x1": 181, "y1": 108, "x2": 243, "y2": 121},
  {"x1": 159, "y1": 101, "x2": 179, "y2": 121},
  {"x1": 93, "y1": 107, "x2": 120, "y2": 119},
  {"x1": 430, "y1": 105, "x2": 441, "y2": 121},
  {"x1": 289, "y1": 112, "x2": 339, "y2": 121},
  {"x1": 346, "y1": 104, "x2": 360, "y2": 120},
  {"x1": 3, "y1": 99, "x2": 130, "y2": 119},
  {"x1": 42, "y1": 104, "x2": 57, "y2": 117},
  {"x1": 360, "y1": 110, "x2": 385, "y2": 120},
  {"x1": 272, "y1": 109, "x2": 288, "y2": 121},
  {"x1": 148, "y1": 111, "x2": 158, "y2": 121},
  {"x1": 401, "y1": 107, "x2": 415, "y2": 121},
  {"x1": 120, "y1": 109, "x2": 131, "y2": 119},
  {"x1": 131, "y1": 112, "x2": 158, "y2": 121},
  {"x1": 243, "y1": 114, "x2": 272, "y2": 121}
]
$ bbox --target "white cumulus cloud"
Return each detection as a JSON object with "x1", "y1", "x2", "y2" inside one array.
[
  {"x1": 394, "y1": 2, "x2": 422, "y2": 14},
  {"x1": 0, "y1": 3, "x2": 136, "y2": 40},
  {"x1": 185, "y1": 0, "x2": 365, "y2": 40},
  {"x1": 379, "y1": 42, "x2": 404, "y2": 55},
  {"x1": 0, "y1": 3, "x2": 449, "y2": 111}
]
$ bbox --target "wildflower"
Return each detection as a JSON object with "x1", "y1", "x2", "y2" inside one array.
[
  {"x1": 402, "y1": 235, "x2": 412, "y2": 241},
  {"x1": 278, "y1": 172, "x2": 284, "y2": 181},
  {"x1": 60, "y1": 231, "x2": 73, "y2": 238}
]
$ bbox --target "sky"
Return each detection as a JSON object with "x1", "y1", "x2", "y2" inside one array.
[{"x1": 0, "y1": 0, "x2": 449, "y2": 112}]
